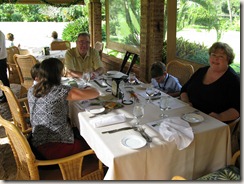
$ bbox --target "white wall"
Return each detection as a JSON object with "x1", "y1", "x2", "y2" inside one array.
[{"x1": 0, "y1": 22, "x2": 69, "y2": 49}]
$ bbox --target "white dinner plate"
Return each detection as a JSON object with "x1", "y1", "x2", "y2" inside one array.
[
  {"x1": 181, "y1": 113, "x2": 204, "y2": 123},
  {"x1": 107, "y1": 70, "x2": 118, "y2": 75},
  {"x1": 61, "y1": 77, "x2": 70, "y2": 82},
  {"x1": 121, "y1": 135, "x2": 147, "y2": 149},
  {"x1": 86, "y1": 106, "x2": 105, "y2": 114}
]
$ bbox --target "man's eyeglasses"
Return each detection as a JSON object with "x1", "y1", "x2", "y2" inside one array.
[{"x1": 77, "y1": 41, "x2": 90, "y2": 45}]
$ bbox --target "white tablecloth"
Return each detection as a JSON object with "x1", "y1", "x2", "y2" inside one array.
[
  {"x1": 34, "y1": 50, "x2": 66, "y2": 62},
  {"x1": 69, "y1": 80, "x2": 232, "y2": 180}
]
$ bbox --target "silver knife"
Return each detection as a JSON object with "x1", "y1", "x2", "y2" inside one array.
[
  {"x1": 102, "y1": 127, "x2": 134, "y2": 134},
  {"x1": 135, "y1": 128, "x2": 152, "y2": 142}
]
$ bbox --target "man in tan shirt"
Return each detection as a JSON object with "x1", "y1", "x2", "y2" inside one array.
[{"x1": 64, "y1": 32, "x2": 104, "y2": 79}]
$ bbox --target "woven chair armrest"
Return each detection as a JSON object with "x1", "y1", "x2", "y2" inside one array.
[
  {"x1": 22, "y1": 128, "x2": 32, "y2": 135},
  {"x1": 172, "y1": 176, "x2": 186, "y2": 180},
  {"x1": 7, "y1": 62, "x2": 17, "y2": 66},
  {"x1": 18, "y1": 97, "x2": 28, "y2": 103},
  {"x1": 22, "y1": 113, "x2": 30, "y2": 118},
  {"x1": 36, "y1": 149, "x2": 96, "y2": 166},
  {"x1": 231, "y1": 150, "x2": 240, "y2": 165}
]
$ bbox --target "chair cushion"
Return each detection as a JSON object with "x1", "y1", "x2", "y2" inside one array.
[{"x1": 197, "y1": 165, "x2": 240, "y2": 180}]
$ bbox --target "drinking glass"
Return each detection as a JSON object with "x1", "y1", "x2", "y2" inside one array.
[
  {"x1": 159, "y1": 96, "x2": 169, "y2": 118},
  {"x1": 146, "y1": 85, "x2": 155, "y2": 103},
  {"x1": 82, "y1": 72, "x2": 90, "y2": 86},
  {"x1": 122, "y1": 87, "x2": 133, "y2": 104},
  {"x1": 128, "y1": 72, "x2": 136, "y2": 85},
  {"x1": 133, "y1": 102, "x2": 145, "y2": 127}
]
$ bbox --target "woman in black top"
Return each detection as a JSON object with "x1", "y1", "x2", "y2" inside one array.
[{"x1": 180, "y1": 42, "x2": 240, "y2": 123}]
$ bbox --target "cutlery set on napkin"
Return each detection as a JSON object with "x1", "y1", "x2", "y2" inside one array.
[
  {"x1": 102, "y1": 126, "x2": 152, "y2": 143},
  {"x1": 148, "y1": 117, "x2": 194, "y2": 150}
]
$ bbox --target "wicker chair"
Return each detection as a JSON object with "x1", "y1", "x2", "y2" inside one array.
[
  {"x1": 0, "y1": 115, "x2": 104, "y2": 180},
  {"x1": 6, "y1": 46, "x2": 21, "y2": 84},
  {"x1": 50, "y1": 41, "x2": 71, "y2": 50},
  {"x1": 13, "y1": 54, "x2": 38, "y2": 92},
  {"x1": 171, "y1": 150, "x2": 240, "y2": 180},
  {"x1": 166, "y1": 60, "x2": 194, "y2": 86},
  {"x1": 0, "y1": 80, "x2": 30, "y2": 135}
]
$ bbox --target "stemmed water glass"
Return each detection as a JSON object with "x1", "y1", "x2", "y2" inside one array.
[
  {"x1": 159, "y1": 96, "x2": 171, "y2": 118},
  {"x1": 128, "y1": 72, "x2": 136, "y2": 85},
  {"x1": 82, "y1": 72, "x2": 90, "y2": 86},
  {"x1": 146, "y1": 85, "x2": 155, "y2": 103},
  {"x1": 133, "y1": 102, "x2": 145, "y2": 127}
]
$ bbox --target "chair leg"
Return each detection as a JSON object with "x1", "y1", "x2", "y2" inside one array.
[
  {"x1": 126, "y1": 54, "x2": 138, "y2": 75},
  {"x1": 120, "y1": 51, "x2": 131, "y2": 73}
]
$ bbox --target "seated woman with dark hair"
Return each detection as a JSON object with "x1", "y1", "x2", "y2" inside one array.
[
  {"x1": 180, "y1": 42, "x2": 240, "y2": 123},
  {"x1": 28, "y1": 58, "x2": 99, "y2": 159}
]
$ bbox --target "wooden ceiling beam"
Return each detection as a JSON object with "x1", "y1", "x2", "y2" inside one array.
[{"x1": 10, "y1": 0, "x2": 84, "y2": 5}]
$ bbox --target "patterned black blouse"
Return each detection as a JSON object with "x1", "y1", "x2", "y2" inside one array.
[{"x1": 28, "y1": 85, "x2": 74, "y2": 147}]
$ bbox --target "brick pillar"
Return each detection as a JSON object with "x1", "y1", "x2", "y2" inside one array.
[
  {"x1": 89, "y1": 0, "x2": 102, "y2": 47},
  {"x1": 140, "y1": 0, "x2": 164, "y2": 82}
]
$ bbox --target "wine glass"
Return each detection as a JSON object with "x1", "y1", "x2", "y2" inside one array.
[
  {"x1": 82, "y1": 72, "x2": 90, "y2": 86},
  {"x1": 159, "y1": 96, "x2": 169, "y2": 118},
  {"x1": 128, "y1": 72, "x2": 136, "y2": 85},
  {"x1": 146, "y1": 85, "x2": 155, "y2": 103},
  {"x1": 133, "y1": 102, "x2": 145, "y2": 127}
]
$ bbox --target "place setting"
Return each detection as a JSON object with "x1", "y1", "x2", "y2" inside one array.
[
  {"x1": 61, "y1": 76, "x2": 90, "y2": 88},
  {"x1": 181, "y1": 111, "x2": 204, "y2": 124},
  {"x1": 99, "y1": 99, "x2": 152, "y2": 149},
  {"x1": 121, "y1": 134, "x2": 147, "y2": 149},
  {"x1": 81, "y1": 99, "x2": 126, "y2": 128},
  {"x1": 101, "y1": 125, "x2": 149, "y2": 150},
  {"x1": 137, "y1": 85, "x2": 162, "y2": 102},
  {"x1": 105, "y1": 70, "x2": 128, "y2": 79},
  {"x1": 145, "y1": 108, "x2": 205, "y2": 150},
  {"x1": 147, "y1": 117, "x2": 195, "y2": 150}
]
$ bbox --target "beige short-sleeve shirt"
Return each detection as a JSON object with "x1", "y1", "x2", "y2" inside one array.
[{"x1": 64, "y1": 47, "x2": 103, "y2": 72}]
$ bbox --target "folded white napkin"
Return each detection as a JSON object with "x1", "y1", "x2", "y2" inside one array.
[
  {"x1": 158, "y1": 117, "x2": 194, "y2": 150},
  {"x1": 90, "y1": 113, "x2": 126, "y2": 128}
]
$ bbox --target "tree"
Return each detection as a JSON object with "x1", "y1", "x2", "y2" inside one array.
[
  {"x1": 0, "y1": 4, "x2": 87, "y2": 22},
  {"x1": 176, "y1": 0, "x2": 239, "y2": 41}
]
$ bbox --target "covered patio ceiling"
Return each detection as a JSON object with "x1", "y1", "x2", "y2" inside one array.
[{"x1": 1, "y1": 0, "x2": 84, "y2": 5}]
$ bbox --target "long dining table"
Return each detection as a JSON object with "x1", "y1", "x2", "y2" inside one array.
[
  {"x1": 34, "y1": 50, "x2": 66, "y2": 62},
  {"x1": 69, "y1": 75, "x2": 232, "y2": 180}
]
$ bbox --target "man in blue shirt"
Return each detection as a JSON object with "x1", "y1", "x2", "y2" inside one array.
[{"x1": 151, "y1": 62, "x2": 181, "y2": 97}]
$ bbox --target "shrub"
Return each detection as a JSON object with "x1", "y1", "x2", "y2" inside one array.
[
  {"x1": 162, "y1": 37, "x2": 209, "y2": 65},
  {"x1": 62, "y1": 17, "x2": 89, "y2": 42}
]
